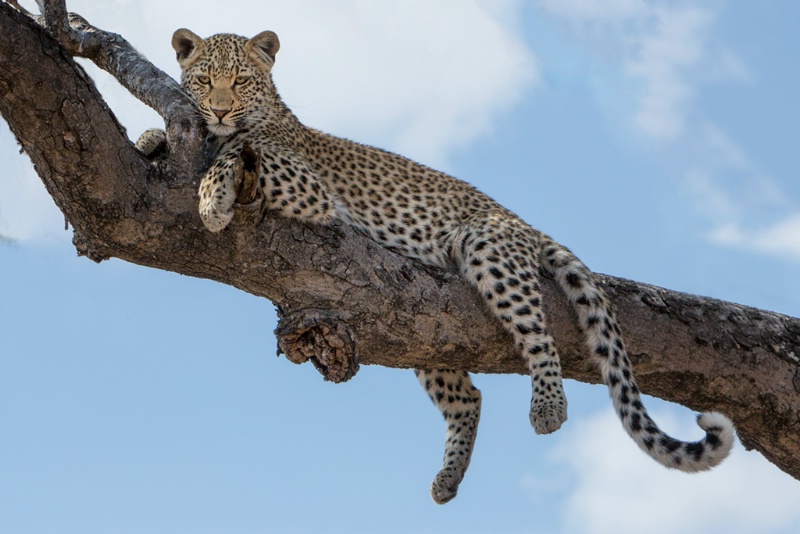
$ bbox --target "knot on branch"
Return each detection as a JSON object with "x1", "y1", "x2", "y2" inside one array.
[{"x1": 275, "y1": 310, "x2": 359, "y2": 383}]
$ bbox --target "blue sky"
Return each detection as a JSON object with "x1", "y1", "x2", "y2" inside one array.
[{"x1": 2, "y1": 1, "x2": 799, "y2": 533}]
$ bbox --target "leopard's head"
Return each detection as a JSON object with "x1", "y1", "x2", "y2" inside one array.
[{"x1": 172, "y1": 29, "x2": 280, "y2": 136}]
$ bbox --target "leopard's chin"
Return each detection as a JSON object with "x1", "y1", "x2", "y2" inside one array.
[{"x1": 207, "y1": 122, "x2": 238, "y2": 137}]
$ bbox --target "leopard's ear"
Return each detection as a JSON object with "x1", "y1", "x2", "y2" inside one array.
[
  {"x1": 172, "y1": 28, "x2": 205, "y2": 69},
  {"x1": 244, "y1": 31, "x2": 280, "y2": 71}
]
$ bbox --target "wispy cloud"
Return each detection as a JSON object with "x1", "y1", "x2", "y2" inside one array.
[
  {"x1": 0, "y1": 233, "x2": 17, "y2": 245},
  {"x1": 536, "y1": 0, "x2": 648, "y2": 23},
  {"x1": 625, "y1": 6, "x2": 712, "y2": 141},
  {"x1": 0, "y1": 124, "x2": 67, "y2": 242},
  {"x1": 535, "y1": 0, "x2": 799, "y2": 263},
  {"x1": 537, "y1": 0, "x2": 715, "y2": 142},
  {"x1": 686, "y1": 124, "x2": 798, "y2": 261},
  {"x1": 709, "y1": 216, "x2": 800, "y2": 263},
  {"x1": 546, "y1": 408, "x2": 800, "y2": 534}
]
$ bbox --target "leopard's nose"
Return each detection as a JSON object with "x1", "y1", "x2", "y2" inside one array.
[{"x1": 211, "y1": 107, "x2": 230, "y2": 119}]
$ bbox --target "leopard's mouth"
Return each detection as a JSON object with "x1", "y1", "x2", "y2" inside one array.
[{"x1": 207, "y1": 120, "x2": 238, "y2": 137}]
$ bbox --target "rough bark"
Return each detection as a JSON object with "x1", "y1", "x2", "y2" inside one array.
[{"x1": 1, "y1": 3, "x2": 799, "y2": 481}]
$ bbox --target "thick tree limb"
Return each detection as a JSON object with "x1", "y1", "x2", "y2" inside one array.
[{"x1": 1, "y1": 3, "x2": 799, "y2": 481}]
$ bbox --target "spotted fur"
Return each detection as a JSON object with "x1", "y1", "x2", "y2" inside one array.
[{"x1": 147, "y1": 29, "x2": 735, "y2": 503}]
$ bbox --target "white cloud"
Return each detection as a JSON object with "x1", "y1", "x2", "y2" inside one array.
[
  {"x1": 536, "y1": 0, "x2": 714, "y2": 142},
  {"x1": 1, "y1": 0, "x2": 537, "y2": 241},
  {"x1": 0, "y1": 123, "x2": 67, "y2": 242},
  {"x1": 548, "y1": 408, "x2": 800, "y2": 534},
  {"x1": 534, "y1": 1, "x2": 798, "y2": 263},
  {"x1": 686, "y1": 125, "x2": 788, "y2": 218},
  {"x1": 685, "y1": 125, "x2": 799, "y2": 262},
  {"x1": 709, "y1": 215, "x2": 800, "y2": 263},
  {"x1": 536, "y1": 0, "x2": 648, "y2": 23},
  {"x1": 626, "y1": 6, "x2": 712, "y2": 141}
]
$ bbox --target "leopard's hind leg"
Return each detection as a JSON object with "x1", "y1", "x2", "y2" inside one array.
[
  {"x1": 416, "y1": 369, "x2": 481, "y2": 504},
  {"x1": 452, "y1": 210, "x2": 567, "y2": 434}
]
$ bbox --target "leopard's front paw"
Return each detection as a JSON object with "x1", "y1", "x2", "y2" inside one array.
[
  {"x1": 198, "y1": 175, "x2": 237, "y2": 232},
  {"x1": 199, "y1": 200, "x2": 234, "y2": 232},
  {"x1": 200, "y1": 208, "x2": 233, "y2": 232}
]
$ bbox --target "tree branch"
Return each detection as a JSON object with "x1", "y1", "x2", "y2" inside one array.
[
  {"x1": 1, "y1": 3, "x2": 799, "y2": 481},
  {"x1": 34, "y1": 0, "x2": 207, "y2": 181}
]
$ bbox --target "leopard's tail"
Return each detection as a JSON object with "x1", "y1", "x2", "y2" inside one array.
[{"x1": 539, "y1": 236, "x2": 735, "y2": 472}]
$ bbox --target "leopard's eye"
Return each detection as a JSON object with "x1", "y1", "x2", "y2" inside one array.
[
  {"x1": 234, "y1": 75, "x2": 251, "y2": 86},
  {"x1": 196, "y1": 74, "x2": 211, "y2": 85}
]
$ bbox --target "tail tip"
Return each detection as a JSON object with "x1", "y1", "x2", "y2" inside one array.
[
  {"x1": 696, "y1": 411, "x2": 735, "y2": 434},
  {"x1": 696, "y1": 411, "x2": 736, "y2": 466}
]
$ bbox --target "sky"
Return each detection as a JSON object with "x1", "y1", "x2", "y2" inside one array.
[{"x1": 1, "y1": 1, "x2": 799, "y2": 533}]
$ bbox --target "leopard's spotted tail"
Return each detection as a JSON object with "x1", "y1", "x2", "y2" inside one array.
[{"x1": 539, "y1": 237, "x2": 735, "y2": 472}]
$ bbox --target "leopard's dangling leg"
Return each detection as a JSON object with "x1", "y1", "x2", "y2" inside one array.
[
  {"x1": 415, "y1": 369, "x2": 482, "y2": 504},
  {"x1": 452, "y1": 211, "x2": 568, "y2": 435}
]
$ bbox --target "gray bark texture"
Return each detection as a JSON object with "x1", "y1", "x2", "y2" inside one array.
[{"x1": 2, "y1": 2, "x2": 799, "y2": 481}]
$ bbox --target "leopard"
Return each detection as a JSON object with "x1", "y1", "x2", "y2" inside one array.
[{"x1": 137, "y1": 28, "x2": 735, "y2": 504}]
